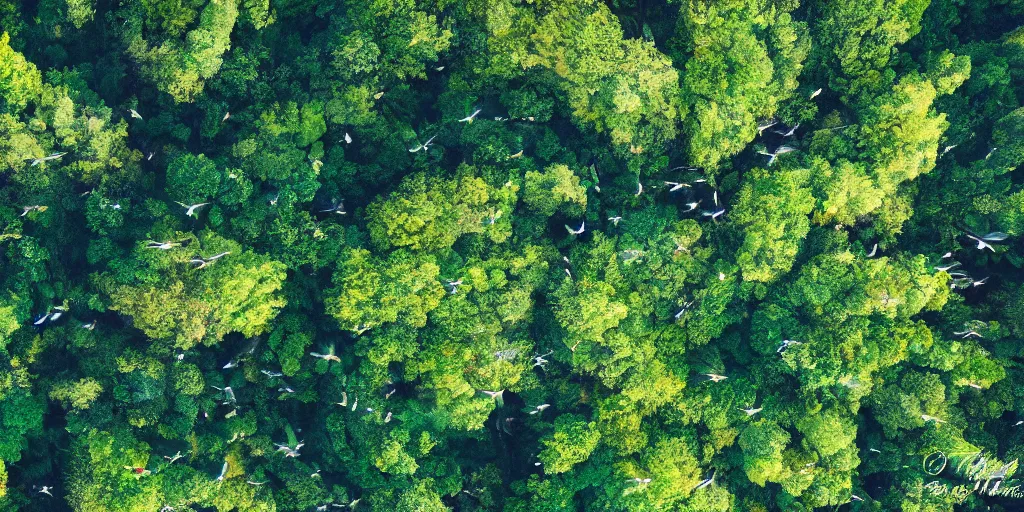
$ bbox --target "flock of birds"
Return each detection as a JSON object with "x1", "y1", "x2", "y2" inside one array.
[{"x1": 16, "y1": 90, "x2": 1023, "y2": 507}]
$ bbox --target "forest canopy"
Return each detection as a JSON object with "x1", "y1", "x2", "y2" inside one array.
[{"x1": 2, "y1": 0, "x2": 1024, "y2": 511}]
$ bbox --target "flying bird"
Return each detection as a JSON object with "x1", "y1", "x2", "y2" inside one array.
[
  {"x1": 459, "y1": 109, "x2": 482, "y2": 123},
  {"x1": 778, "y1": 339, "x2": 802, "y2": 353},
  {"x1": 774, "y1": 123, "x2": 799, "y2": 138},
  {"x1": 128, "y1": 109, "x2": 143, "y2": 120},
  {"x1": 921, "y1": 414, "x2": 946, "y2": 424},
  {"x1": 664, "y1": 181, "x2": 691, "y2": 192},
  {"x1": 310, "y1": 344, "x2": 341, "y2": 362},
  {"x1": 694, "y1": 471, "x2": 715, "y2": 490},
  {"x1": 222, "y1": 111, "x2": 230, "y2": 122},
  {"x1": 176, "y1": 202, "x2": 210, "y2": 217},
  {"x1": 965, "y1": 234, "x2": 995, "y2": 251},
  {"x1": 344, "y1": 132, "x2": 353, "y2": 144},
  {"x1": 29, "y1": 152, "x2": 67, "y2": 166},
  {"x1": 215, "y1": 461, "x2": 229, "y2": 481},
  {"x1": 866, "y1": 243, "x2": 878, "y2": 258},
  {"x1": 408, "y1": 134, "x2": 438, "y2": 153},
  {"x1": 757, "y1": 120, "x2": 778, "y2": 136},
  {"x1": 739, "y1": 406, "x2": 763, "y2": 416},
  {"x1": 809, "y1": 88, "x2": 822, "y2": 99},
  {"x1": 37, "y1": 486, "x2": 53, "y2": 497},
  {"x1": 21, "y1": 205, "x2": 46, "y2": 216},
  {"x1": 445, "y1": 279, "x2": 463, "y2": 294},
  {"x1": 146, "y1": 240, "x2": 181, "y2": 250},
  {"x1": 705, "y1": 373, "x2": 728, "y2": 383},
  {"x1": 635, "y1": 182, "x2": 643, "y2": 197},
  {"x1": 528, "y1": 404, "x2": 550, "y2": 415},
  {"x1": 81, "y1": 320, "x2": 97, "y2": 330},
  {"x1": 702, "y1": 208, "x2": 726, "y2": 221},
  {"x1": 608, "y1": 216, "x2": 622, "y2": 226},
  {"x1": 565, "y1": 222, "x2": 585, "y2": 235}
]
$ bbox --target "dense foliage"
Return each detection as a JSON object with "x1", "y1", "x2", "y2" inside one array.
[{"x1": 2, "y1": 0, "x2": 1024, "y2": 510}]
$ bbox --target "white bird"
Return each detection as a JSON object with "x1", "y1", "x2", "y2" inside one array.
[
  {"x1": 713, "y1": 191, "x2": 719, "y2": 207},
  {"x1": 922, "y1": 414, "x2": 946, "y2": 424},
  {"x1": 705, "y1": 373, "x2": 728, "y2": 383},
  {"x1": 683, "y1": 201, "x2": 700, "y2": 212},
  {"x1": 164, "y1": 451, "x2": 186, "y2": 464},
  {"x1": 529, "y1": 404, "x2": 550, "y2": 415},
  {"x1": 1015, "y1": 420, "x2": 1024, "y2": 426},
  {"x1": 940, "y1": 145, "x2": 957, "y2": 157},
  {"x1": 319, "y1": 200, "x2": 346, "y2": 214},
  {"x1": 223, "y1": 360, "x2": 238, "y2": 369},
  {"x1": 49, "y1": 306, "x2": 66, "y2": 322},
  {"x1": 311, "y1": 469, "x2": 322, "y2": 479},
  {"x1": 941, "y1": 252, "x2": 953, "y2": 259},
  {"x1": 972, "y1": 277, "x2": 989, "y2": 288},
  {"x1": 981, "y1": 232, "x2": 1009, "y2": 241},
  {"x1": 954, "y1": 330, "x2": 983, "y2": 339},
  {"x1": 935, "y1": 261, "x2": 960, "y2": 272},
  {"x1": 279, "y1": 386, "x2": 296, "y2": 394},
  {"x1": 740, "y1": 406, "x2": 763, "y2": 416},
  {"x1": 869, "y1": 448, "x2": 881, "y2": 453},
  {"x1": 337, "y1": 392, "x2": 349, "y2": 407},
  {"x1": 809, "y1": 88, "x2": 822, "y2": 99},
  {"x1": 384, "y1": 388, "x2": 396, "y2": 400},
  {"x1": 222, "y1": 111, "x2": 230, "y2": 122},
  {"x1": 608, "y1": 216, "x2": 622, "y2": 226},
  {"x1": 565, "y1": 222, "x2": 585, "y2": 235},
  {"x1": 408, "y1": 134, "x2": 438, "y2": 153},
  {"x1": 664, "y1": 181, "x2": 691, "y2": 192},
  {"x1": 851, "y1": 494, "x2": 864, "y2": 502},
  {"x1": 216, "y1": 460, "x2": 229, "y2": 481},
  {"x1": 310, "y1": 344, "x2": 341, "y2": 362},
  {"x1": 694, "y1": 471, "x2": 715, "y2": 490},
  {"x1": 718, "y1": 272, "x2": 726, "y2": 281},
  {"x1": 21, "y1": 205, "x2": 45, "y2": 216},
  {"x1": 702, "y1": 208, "x2": 726, "y2": 221},
  {"x1": 445, "y1": 279, "x2": 463, "y2": 294},
  {"x1": 33, "y1": 312, "x2": 51, "y2": 325},
  {"x1": 344, "y1": 132, "x2": 353, "y2": 144},
  {"x1": 509, "y1": 149, "x2": 524, "y2": 159},
  {"x1": 481, "y1": 390, "x2": 504, "y2": 400},
  {"x1": 757, "y1": 120, "x2": 778, "y2": 136},
  {"x1": 384, "y1": 411, "x2": 393, "y2": 423},
  {"x1": 778, "y1": 339, "x2": 802, "y2": 353},
  {"x1": 29, "y1": 152, "x2": 67, "y2": 166},
  {"x1": 967, "y1": 383, "x2": 983, "y2": 390},
  {"x1": 635, "y1": 182, "x2": 643, "y2": 197},
  {"x1": 81, "y1": 320, "x2": 97, "y2": 330},
  {"x1": 774, "y1": 123, "x2": 799, "y2": 137},
  {"x1": 128, "y1": 109, "x2": 143, "y2": 120},
  {"x1": 37, "y1": 486, "x2": 53, "y2": 497},
  {"x1": 674, "y1": 301, "x2": 694, "y2": 320},
  {"x1": 866, "y1": 243, "x2": 878, "y2": 257},
  {"x1": 459, "y1": 109, "x2": 482, "y2": 123},
  {"x1": 628, "y1": 477, "x2": 652, "y2": 484},
  {"x1": 146, "y1": 241, "x2": 180, "y2": 250},
  {"x1": 532, "y1": 351, "x2": 553, "y2": 369},
  {"x1": 176, "y1": 202, "x2": 210, "y2": 217},
  {"x1": 966, "y1": 234, "x2": 994, "y2": 251},
  {"x1": 247, "y1": 480, "x2": 267, "y2": 486},
  {"x1": 486, "y1": 210, "x2": 502, "y2": 225}
]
